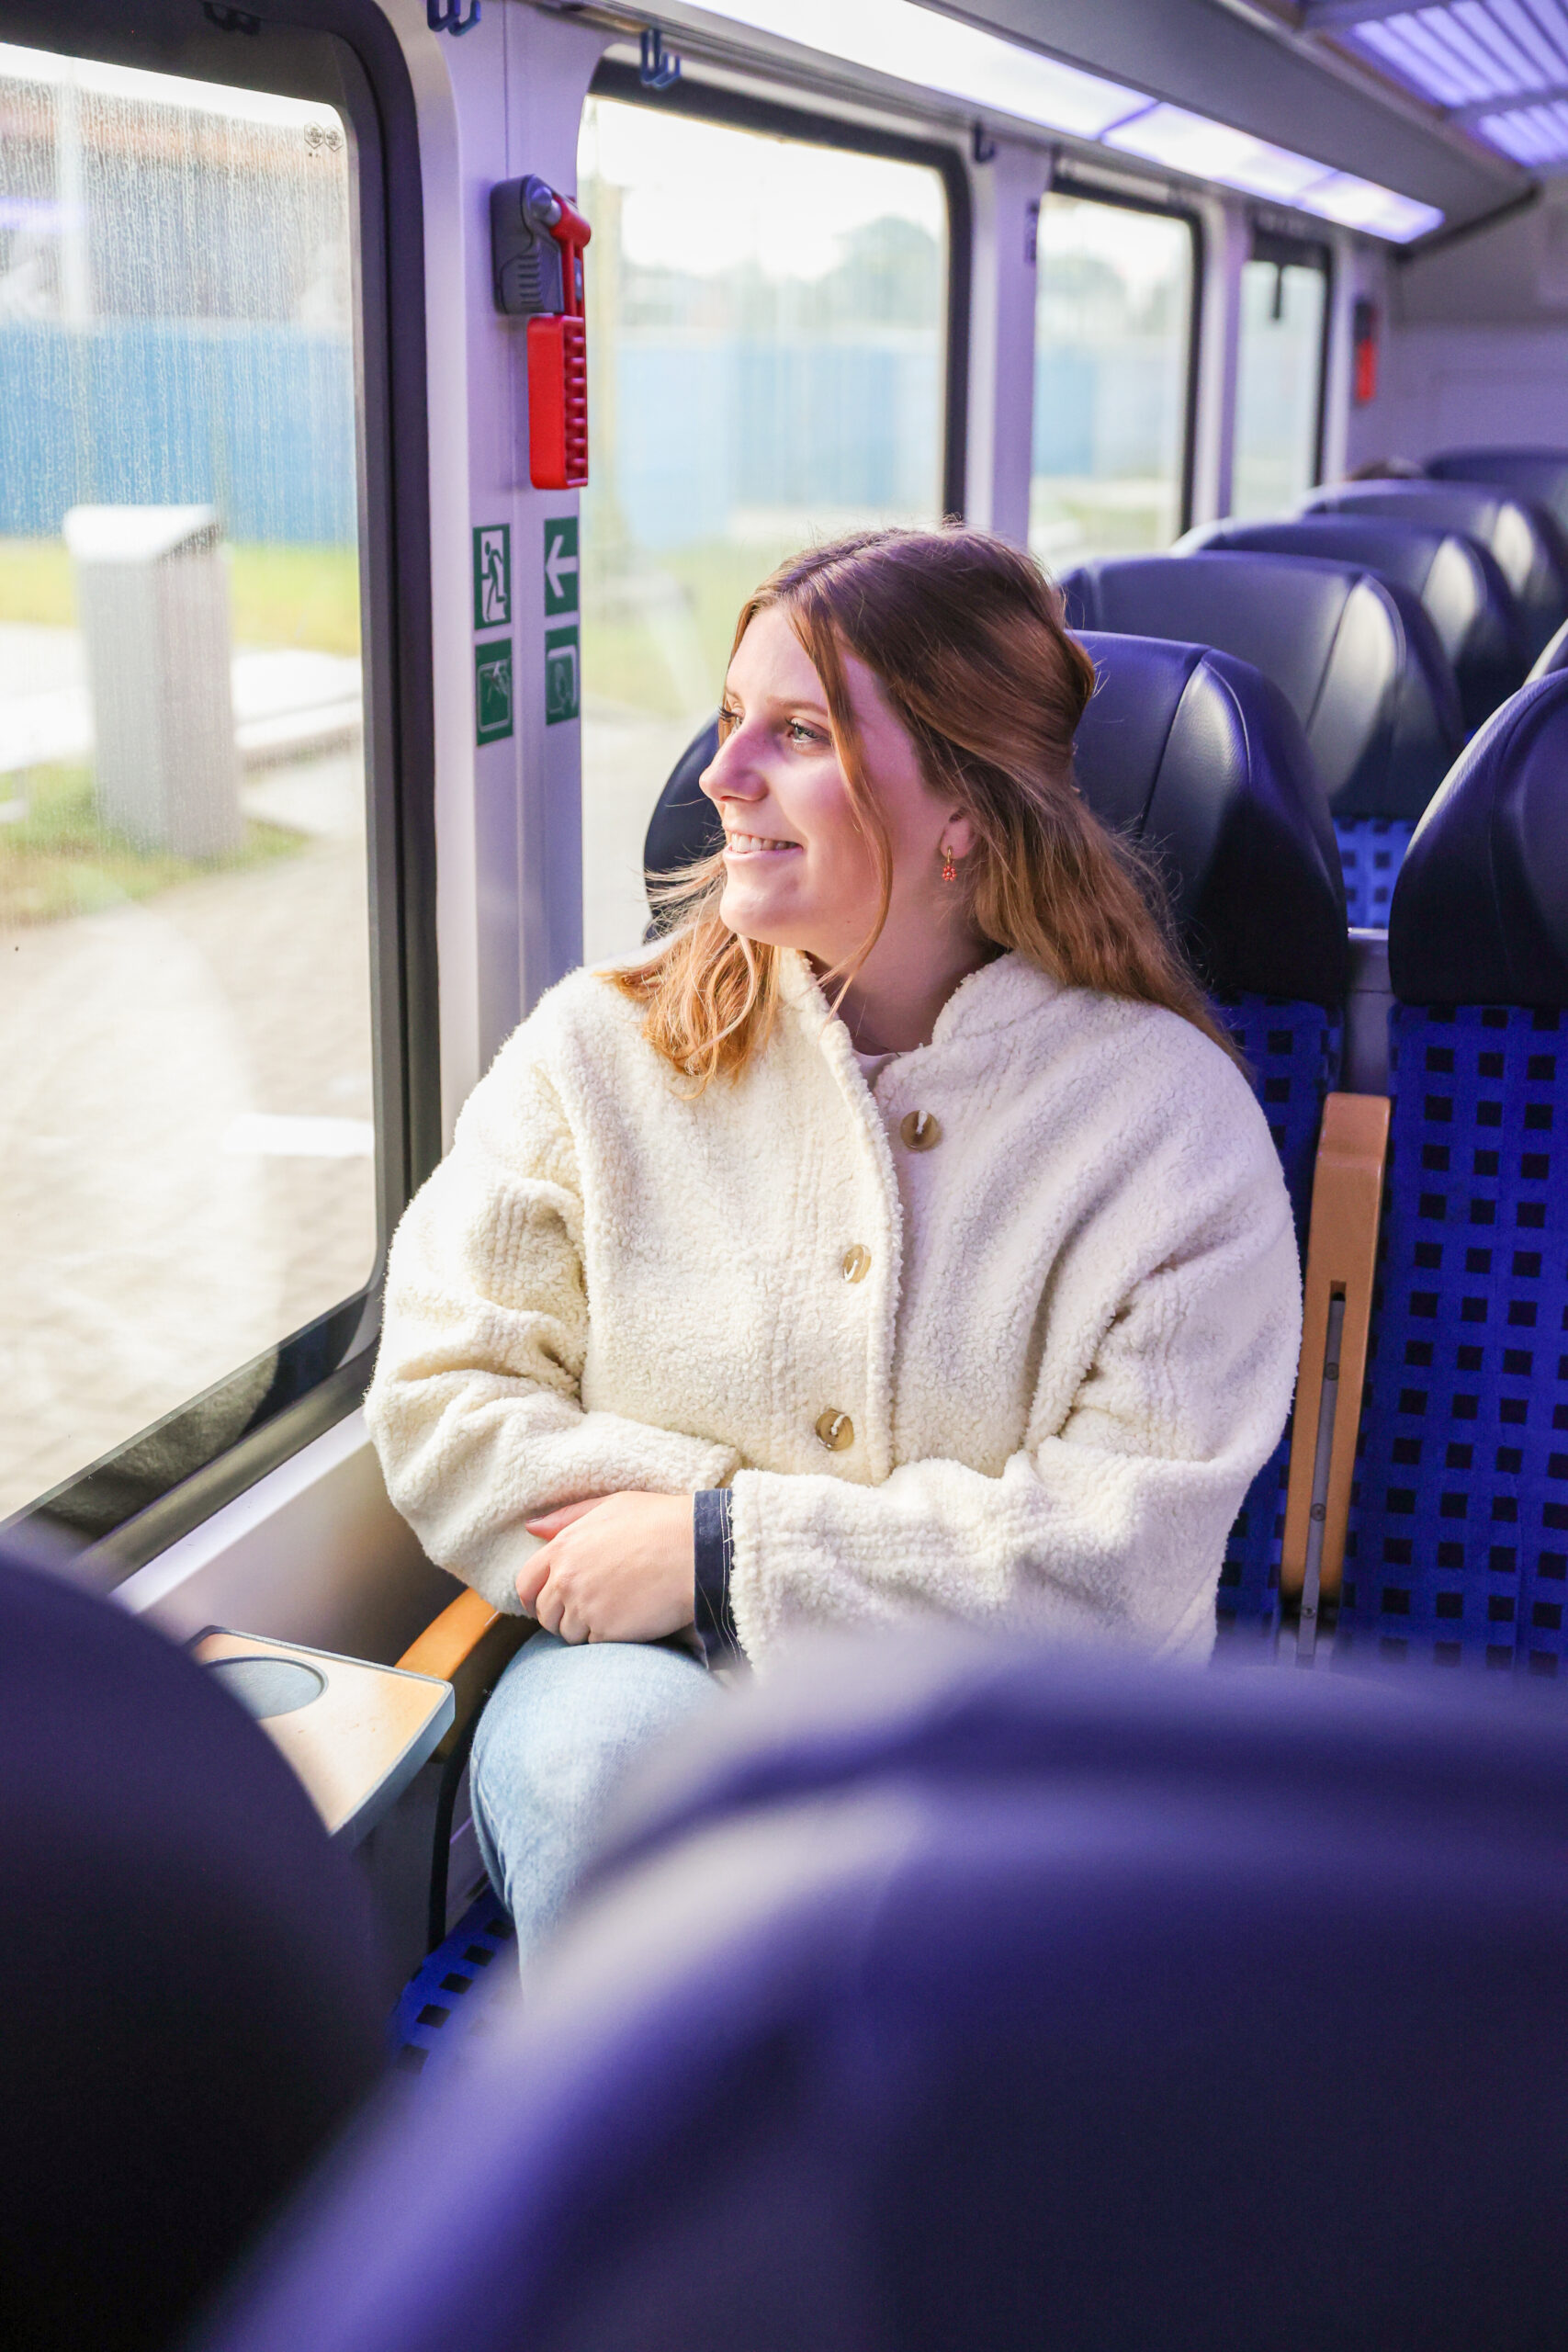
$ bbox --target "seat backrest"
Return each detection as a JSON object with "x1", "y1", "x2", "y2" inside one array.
[
  {"x1": 192, "y1": 1643, "x2": 1568, "y2": 2352},
  {"x1": 1339, "y1": 673, "x2": 1568, "y2": 1674},
  {"x1": 1304, "y1": 479, "x2": 1568, "y2": 660},
  {"x1": 1181, "y1": 514, "x2": 1529, "y2": 732},
  {"x1": 0, "y1": 1539, "x2": 387, "y2": 2352},
  {"x1": 1058, "y1": 552, "x2": 1462, "y2": 824},
  {"x1": 1427, "y1": 447, "x2": 1568, "y2": 537}
]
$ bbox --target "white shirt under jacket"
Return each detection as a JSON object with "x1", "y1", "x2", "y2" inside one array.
[{"x1": 366, "y1": 948, "x2": 1302, "y2": 1668}]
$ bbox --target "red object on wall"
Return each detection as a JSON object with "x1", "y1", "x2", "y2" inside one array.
[
  {"x1": 1352, "y1": 297, "x2": 1379, "y2": 407},
  {"x1": 528, "y1": 193, "x2": 592, "y2": 489}
]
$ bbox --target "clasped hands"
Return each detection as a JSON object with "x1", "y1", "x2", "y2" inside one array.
[{"x1": 516, "y1": 1490, "x2": 696, "y2": 1645}]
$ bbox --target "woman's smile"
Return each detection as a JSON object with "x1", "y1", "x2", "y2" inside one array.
[{"x1": 723, "y1": 829, "x2": 801, "y2": 858}]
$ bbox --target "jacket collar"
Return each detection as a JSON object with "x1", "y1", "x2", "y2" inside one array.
[{"x1": 776, "y1": 946, "x2": 1064, "y2": 1056}]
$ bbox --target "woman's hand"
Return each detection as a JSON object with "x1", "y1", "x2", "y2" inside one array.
[{"x1": 516, "y1": 1492, "x2": 695, "y2": 1645}]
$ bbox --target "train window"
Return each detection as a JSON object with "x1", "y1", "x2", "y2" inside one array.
[
  {"x1": 577, "y1": 82, "x2": 959, "y2": 964},
  {"x1": 1030, "y1": 186, "x2": 1198, "y2": 570},
  {"x1": 1230, "y1": 232, "x2": 1330, "y2": 519},
  {"x1": 0, "y1": 17, "x2": 431, "y2": 1561}
]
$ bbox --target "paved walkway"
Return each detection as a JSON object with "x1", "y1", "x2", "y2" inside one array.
[
  {"x1": 0, "y1": 624, "x2": 362, "y2": 779},
  {"x1": 0, "y1": 678, "x2": 705, "y2": 1518},
  {"x1": 0, "y1": 747, "x2": 374, "y2": 1519}
]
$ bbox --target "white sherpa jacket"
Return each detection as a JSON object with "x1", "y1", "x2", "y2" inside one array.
[{"x1": 366, "y1": 949, "x2": 1301, "y2": 1668}]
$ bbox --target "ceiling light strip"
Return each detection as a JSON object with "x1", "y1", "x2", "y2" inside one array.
[
  {"x1": 1451, "y1": 0, "x2": 1542, "y2": 84},
  {"x1": 1388, "y1": 9, "x2": 1502, "y2": 96},
  {"x1": 688, "y1": 0, "x2": 1444, "y2": 239},
  {"x1": 1525, "y1": 0, "x2": 1568, "y2": 59},
  {"x1": 1481, "y1": 0, "x2": 1558, "y2": 75},
  {"x1": 1353, "y1": 17, "x2": 1480, "y2": 105}
]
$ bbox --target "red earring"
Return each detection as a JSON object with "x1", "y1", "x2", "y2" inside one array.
[{"x1": 941, "y1": 847, "x2": 957, "y2": 883}]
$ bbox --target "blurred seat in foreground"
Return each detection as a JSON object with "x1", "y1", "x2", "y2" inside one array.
[{"x1": 194, "y1": 1637, "x2": 1568, "y2": 2352}]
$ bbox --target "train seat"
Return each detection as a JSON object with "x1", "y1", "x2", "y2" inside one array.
[
  {"x1": 1337, "y1": 672, "x2": 1568, "y2": 1674},
  {"x1": 190, "y1": 1642, "x2": 1568, "y2": 2352},
  {"x1": 1303, "y1": 478, "x2": 1568, "y2": 662},
  {"x1": 644, "y1": 637, "x2": 1348, "y2": 1637},
  {"x1": 1179, "y1": 512, "x2": 1529, "y2": 733},
  {"x1": 1426, "y1": 447, "x2": 1568, "y2": 537},
  {"x1": 1057, "y1": 551, "x2": 1463, "y2": 929},
  {"x1": 0, "y1": 1536, "x2": 388, "y2": 2352}
]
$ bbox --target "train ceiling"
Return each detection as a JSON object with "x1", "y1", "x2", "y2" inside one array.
[
  {"x1": 1301, "y1": 1, "x2": 1568, "y2": 169},
  {"x1": 671, "y1": 0, "x2": 1529, "y2": 235}
]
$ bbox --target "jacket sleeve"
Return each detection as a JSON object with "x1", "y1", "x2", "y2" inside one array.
[
  {"x1": 365, "y1": 1031, "x2": 739, "y2": 1613},
  {"x1": 727, "y1": 1157, "x2": 1300, "y2": 1668}
]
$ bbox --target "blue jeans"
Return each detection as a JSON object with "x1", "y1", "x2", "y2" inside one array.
[{"x1": 469, "y1": 1629, "x2": 718, "y2": 1971}]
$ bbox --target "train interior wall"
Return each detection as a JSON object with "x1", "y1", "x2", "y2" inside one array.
[{"x1": 1350, "y1": 193, "x2": 1568, "y2": 467}]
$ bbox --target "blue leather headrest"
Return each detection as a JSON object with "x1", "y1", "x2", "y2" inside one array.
[
  {"x1": 1304, "y1": 479, "x2": 1568, "y2": 659},
  {"x1": 1390, "y1": 671, "x2": 1568, "y2": 1008},
  {"x1": 1073, "y1": 631, "x2": 1346, "y2": 1005},
  {"x1": 1059, "y1": 552, "x2": 1461, "y2": 821},
  {"x1": 642, "y1": 632, "x2": 1347, "y2": 1009},
  {"x1": 1181, "y1": 514, "x2": 1528, "y2": 731},
  {"x1": 1427, "y1": 447, "x2": 1568, "y2": 537}
]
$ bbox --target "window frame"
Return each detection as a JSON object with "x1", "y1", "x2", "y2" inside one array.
[
  {"x1": 1242, "y1": 221, "x2": 1334, "y2": 501},
  {"x1": 1034, "y1": 169, "x2": 1205, "y2": 549},
  {"x1": 0, "y1": 0, "x2": 437, "y2": 1586},
  {"x1": 588, "y1": 60, "x2": 973, "y2": 521}
]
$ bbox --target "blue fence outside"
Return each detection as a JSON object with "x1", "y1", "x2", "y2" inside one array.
[
  {"x1": 0, "y1": 320, "x2": 357, "y2": 545},
  {"x1": 0, "y1": 319, "x2": 1176, "y2": 555},
  {"x1": 605, "y1": 334, "x2": 942, "y2": 551}
]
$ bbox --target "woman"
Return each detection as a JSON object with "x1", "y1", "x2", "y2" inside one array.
[{"x1": 367, "y1": 526, "x2": 1300, "y2": 1958}]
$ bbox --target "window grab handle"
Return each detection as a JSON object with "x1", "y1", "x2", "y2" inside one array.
[
  {"x1": 639, "y1": 28, "x2": 682, "y2": 89},
  {"x1": 428, "y1": 0, "x2": 481, "y2": 35},
  {"x1": 1280, "y1": 1091, "x2": 1392, "y2": 1653}
]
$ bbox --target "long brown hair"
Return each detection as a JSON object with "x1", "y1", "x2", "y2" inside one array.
[{"x1": 612, "y1": 525, "x2": 1239, "y2": 1087}]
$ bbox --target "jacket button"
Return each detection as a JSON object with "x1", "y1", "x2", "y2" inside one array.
[
  {"x1": 840, "y1": 1244, "x2": 871, "y2": 1283},
  {"x1": 899, "y1": 1110, "x2": 942, "y2": 1151},
  {"x1": 815, "y1": 1408, "x2": 854, "y2": 1452}
]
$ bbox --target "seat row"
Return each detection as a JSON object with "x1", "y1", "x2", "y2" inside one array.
[{"x1": 1060, "y1": 446, "x2": 1568, "y2": 925}]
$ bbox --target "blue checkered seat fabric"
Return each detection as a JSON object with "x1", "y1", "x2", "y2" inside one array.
[
  {"x1": 1337, "y1": 815, "x2": 1416, "y2": 929},
  {"x1": 644, "y1": 637, "x2": 1349, "y2": 1644},
  {"x1": 1339, "y1": 674, "x2": 1568, "y2": 1675},
  {"x1": 1214, "y1": 994, "x2": 1343, "y2": 1634}
]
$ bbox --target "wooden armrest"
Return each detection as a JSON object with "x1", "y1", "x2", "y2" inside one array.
[
  {"x1": 398, "y1": 1587, "x2": 509, "y2": 1681},
  {"x1": 1280, "y1": 1091, "x2": 1392, "y2": 1634},
  {"x1": 396, "y1": 1588, "x2": 530, "y2": 1756}
]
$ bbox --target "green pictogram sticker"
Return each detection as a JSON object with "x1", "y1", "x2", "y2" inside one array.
[
  {"x1": 543, "y1": 515, "x2": 579, "y2": 616},
  {"x1": 473, "y1": 524, "x2": 512, "y2": 629},
  {"x1": 545, "y1": 621, "x2": 580, "y2": 726},
  {"x1": 475, "y1": 636, "x2": 514, "y2": 743}
]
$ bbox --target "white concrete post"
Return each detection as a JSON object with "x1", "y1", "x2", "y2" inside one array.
[{"x1": 63, "y1": 504, "x2": 241, "y2": 859}]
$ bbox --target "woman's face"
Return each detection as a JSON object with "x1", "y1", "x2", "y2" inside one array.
[{"x1": 701, "y1": 602, "x2": 973, "y2": 971}]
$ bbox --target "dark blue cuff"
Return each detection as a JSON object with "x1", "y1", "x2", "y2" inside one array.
[{"x1": 693, "y1": 1487, "x2": 739, "y2": 1666}]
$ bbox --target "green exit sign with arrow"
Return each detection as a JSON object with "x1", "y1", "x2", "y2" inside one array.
[{"x1": 544, "y1": 516, "x2": 579, "y2": 616}]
